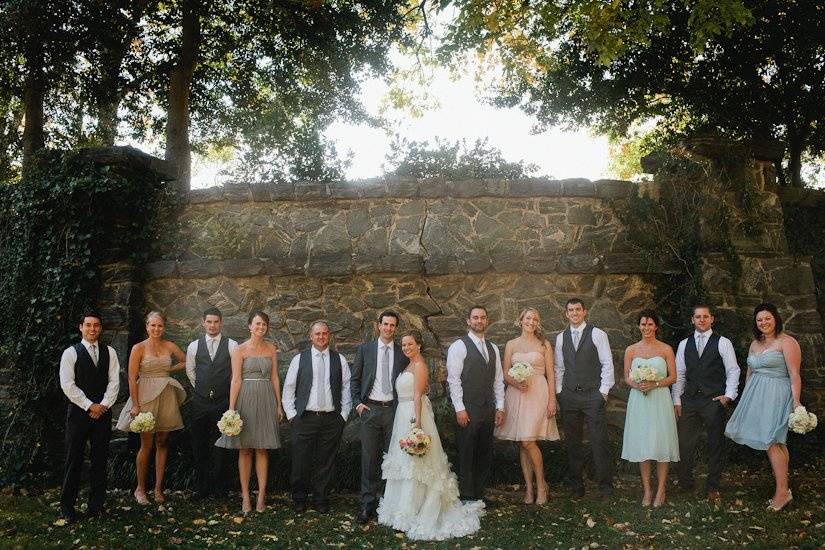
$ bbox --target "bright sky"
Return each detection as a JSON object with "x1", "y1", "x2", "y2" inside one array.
[{"x1": 189, "y1": 61, "x2": 611, "y2": 188}]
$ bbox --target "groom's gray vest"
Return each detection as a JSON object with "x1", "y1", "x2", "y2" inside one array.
[
  {"x1": 70, "y1": 342, "x2": 110, "y2": 416},
  {"x1": 561, "y1": 324, "x2": 601, "y2": 392},
  {"x1": 683, "y1": 333, "x2": 726, "y2": 399},
  {"x1": 193, "y1": 335, "x2": 231, "y2": 402},
  {"x1": 295, "y1": 348, "x2": 344, "y2": 415},
  {"x1": 459, "y1": 335, "x2": 496, "y2": 417}
]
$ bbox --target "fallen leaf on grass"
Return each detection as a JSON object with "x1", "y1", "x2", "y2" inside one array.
[
  {"x1": 149, "y1": 528, "x2": 161, "y2": 535},
  {"x1": 748, "y1": 526, "x2": 765, "y2": 531},
  {"x1": 228, "y1": 531, "x2": 241, "y2": 536},
  {"x1": 168, "y1": 537, "x2": 183, "y2": 545},
  {"x1": 52, "y1": 519, "x2": 67, "y2": 527},
  {"x1": 262, "y1": 535, "x2": 279, "y2": 542},
  {"x1": 192, "y1": 519, "x2": 207, "y2": 526},
  {"x1": 207, "y1": 520, "x2": 219, "y2": 526},
  {"x1": 586, "y1": 518, "x2": 596, "y2": 528},
  {"x1": 232, "y1": 517, "x2": 244, "y2": 525}
]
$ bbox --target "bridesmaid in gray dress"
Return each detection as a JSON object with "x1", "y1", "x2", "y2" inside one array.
[
  {"x1": 216, "y1": 311, "x2": 284, "y2": 513},
  {"x1": 724, "y1": 303, "x2": 802, "y2": 511}
]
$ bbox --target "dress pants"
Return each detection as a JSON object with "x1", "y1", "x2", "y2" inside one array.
[
  {"x1": 291, "y1": 411, "x2": 345, "y2": 506},
  {"x1": 359, "y1": 405, "x2": 394, "y2": 512},
  {"x1": 61, "y1": 407, "x2": 112, "y2": 516},
  {"x1": 455, "y1": 406, "x2": 495, "y2": 501},
  {"x1": 559, "y1": 389, "x2": 612, "y2": 494},
  {"x1": 678, "y1": 394, "x2": 726, "y2": 491},
  {"x1": 190, "y1": 396, "x2": 233, "y2": 497}
]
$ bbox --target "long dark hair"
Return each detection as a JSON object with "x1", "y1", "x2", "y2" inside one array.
[{"x1": 752, "y1": 303, "x2": 783, "y2": 341}]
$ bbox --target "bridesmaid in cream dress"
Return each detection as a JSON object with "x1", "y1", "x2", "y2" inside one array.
[
  {"x1": 494, "y1": 308, "x2": 559, "y2": 505},
  {"x1": 116, "y1": 311, "x2": 186, "y2": 505}
]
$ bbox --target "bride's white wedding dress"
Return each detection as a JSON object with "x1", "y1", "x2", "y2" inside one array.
[{"x1": 377, "y1": 370, "x2": 484, "y2": 541}]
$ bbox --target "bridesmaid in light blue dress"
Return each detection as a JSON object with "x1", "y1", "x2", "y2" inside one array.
[
  {"x1": 621, "y1": 309, "x2": 679, "y2": 507},
  {"x1": 725, "y1": 303, "x2": 802, "y2": 512}
]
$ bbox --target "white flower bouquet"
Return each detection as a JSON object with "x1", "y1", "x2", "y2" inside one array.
[
  {"x1": 630, "y1": 363, "x2": 660, "y2": 384},
  {"x1": 217, "y1": 410, "x2": 244, "y2": 436},
  {"x1": 129, "y1": 411, "x2": 155, "y2": 433},
  {"x1": 399, "y1": 427, "x2": 432, "y2": 457},
  {"x1": 509, "y1": 361, "x2": 534, "y2": 384},
  {"x1": 788, "y1": 405, "x2": 817, "y2": 434}
]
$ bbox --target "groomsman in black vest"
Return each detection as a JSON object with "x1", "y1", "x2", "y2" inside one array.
[
  {"x1": 282, "y1": 320, "x2": 352, "y2": 513},
  {"x1": 59, "y1": 311, "x2": 120, "y2": 523},
  {"x1": 351, "y1": 310, "x2": 409, "y2": 524},
  {"x1": 446, "y1": 305, "x2": 505, "y2": 504},
  {"x1": 185, "y1": 307, "x2": 238, "y2": 499},
  {"x1": 554, "y1": 298, "x2": 615, "y2": 500},
  {"x1": 672, "y1": 304, "x2": 740, "y2": 501}
]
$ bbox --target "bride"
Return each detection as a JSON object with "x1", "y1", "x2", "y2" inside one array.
[{"x1": 377, "y1": 330, "x2": 485, "y2": 541}]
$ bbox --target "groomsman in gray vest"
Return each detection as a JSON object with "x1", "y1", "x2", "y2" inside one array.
[
  {"x1": 351, "y1": 310, "x2": 409, "y2": 524},
  {"x1": 446, "y1": 305, "x2": 505, "y2": 504},
  {"x1": 554, "y1": 298, "x2": 615, "y2": 500},
  {"x1": 59, "y1": 310, "x2": 120, "y2": 523},
  {"x1": 672, "y1": 304, "x2": 740, "y2": 501},
  {"x1": 283, "y1": 320, "x2": 352, "y2": 513},
  {"x1": 185, "y1": 307, "x2": 238, "y2": 499}
]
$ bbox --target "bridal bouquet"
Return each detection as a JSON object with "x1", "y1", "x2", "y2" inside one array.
[
  {"x1": 129, "y1": 412, "x2": 156, "y2": 433},
  {"x1": 788, "y1": 405, "x2": 818, "y2": 434},
  {"x1": 217, "y1": 410, "x2": 244, "y2": 436},
  {"x1": 630, "y1": 363, "x2": 659, "y2": 384},
  {"x1": 509, "y1": 361, "x2": 534, "y2": 384},
  {"x1": 399, "y1": 427, "x2": 432, "y2": 457}
]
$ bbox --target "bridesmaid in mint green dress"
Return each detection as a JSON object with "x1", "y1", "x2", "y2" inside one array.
[
  {"x1": 724, "y1": 303, "x2": 802, "y2": 512},
  {"x1": 621, "y1": 309, "x2": 679, "y2": 507}
]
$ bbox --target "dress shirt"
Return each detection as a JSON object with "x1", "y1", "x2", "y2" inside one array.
[
  {"x1": 672, "y1": 329, "x2": 741, "y2": 406},
  {"x1": 185, "y1": 334, "x2": 239, "y2": 386},
  {"x1": 59, "y1": 339, "x2": 120, "y2": 411},
  {"x1": 445, "y1": 332, "x2": 505, "y2": 413},
  {"x1": 368, "y1": 340, "x2": 395, "y2": 402},
  {"x1": 553, "y1": 322, "x2": 615, "y2": 395},
  {"x1": 282, "y1": 347, "x2": 351, "y2": 421}
]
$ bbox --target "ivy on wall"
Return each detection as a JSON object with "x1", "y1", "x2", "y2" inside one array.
[{"x1": 0, "y1": 150, "x2": 179, "y2": 483}]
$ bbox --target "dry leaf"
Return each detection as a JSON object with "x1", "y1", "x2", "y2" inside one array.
[
  {"x1": 586, "y1": 517, "x2": 596, "y2": 528},
  {"x1": 232, "y1": 517, "x2": 244, "y2": 525},
  {"x1": 192, "y1": 519, "x2": 207, "y2": 526}
]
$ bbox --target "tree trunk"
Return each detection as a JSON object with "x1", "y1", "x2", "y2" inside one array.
[
  {"x1": 94, "y1": 99, "x2": 120, "y2": 146},
  {"x1": 21, "y1": 50, "x2": 45, "y2": 176},
  {"x1": 787, "y1": 131, "x2": 804, "y2": 188},
  {"x1": 164, "y1": 0, "x2": 200, "y2": 193}
]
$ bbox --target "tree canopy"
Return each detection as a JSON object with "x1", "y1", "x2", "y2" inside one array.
[{"x1": 439, "y1": 0, "x2": 825, "y2": 186}]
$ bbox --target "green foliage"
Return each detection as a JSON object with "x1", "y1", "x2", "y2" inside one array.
[
  {"x1": 0, "y1": 150, "x2": 179, "y2": 483},
  {"x1": 382, "y1": 137, "x2": 540, "y2": 179},
  {"x1": 440, "y1": 0, "x2": 825, "y2": 187}
]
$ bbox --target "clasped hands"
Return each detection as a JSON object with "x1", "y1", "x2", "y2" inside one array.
[{"x1": 88, "y1": 403, "x2": 108, "y2": 419}]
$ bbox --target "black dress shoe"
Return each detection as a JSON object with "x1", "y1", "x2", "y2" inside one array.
[
  {"x1": 58, "y1": 512, "x2": 78, "y2": 525},
  {"x1": 86, "y1": 508, "x2": 105, "y2": 518},
  {"x1": 294, "y1": 501, "x2": 307, "y2": 513},
  {"x1": 356, "y1": 508, "x2": 371, "y2": 525},
  {"x1": 569, "y1": 487, "x2": 585, "y2": 499},
  {"x1": 315, "y1": 502, "x2": 330, "y2": 514}
]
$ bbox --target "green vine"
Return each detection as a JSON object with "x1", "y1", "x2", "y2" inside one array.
[{"x1": 0, "y1": 150, "x2": 180, "y2": 484}]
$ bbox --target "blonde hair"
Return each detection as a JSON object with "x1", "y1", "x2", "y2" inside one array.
[
  {"x1": 516, "y1": 307, "x2": 546, "y2": 346},
  {"x1": 145, "y1": 310, "x2": 167, "y2": 325}
]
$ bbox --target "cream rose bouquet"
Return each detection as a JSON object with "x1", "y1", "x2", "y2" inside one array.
[
  {"x1": 399, "y1": 427, "x2": 432, "y2": 457},
  {"x1": 217, "y1": 409, "x2": 244, "y2": 436},
  {"x1": 788, "y1": 405, "x2": 818, "y2": 434},
  {"x1": 129, "y1": 411, "x2": 156, "y2": 433},
  {"x1": 509, "y1": 361, "x2": 534, "y2": 384}
]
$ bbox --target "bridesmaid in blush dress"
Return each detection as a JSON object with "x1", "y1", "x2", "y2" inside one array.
[
  {"x1": 621, "y1": 309, "x2": 679, "y2": 507},
  {"x1": 494, "y1": 308, "x2": 559, "y2": 505},
  {"x1": 116, "y1": 311, "x2": 187, "y2": 505},
  {"x1": 725, "y1": 303, "x2": 803, "y2": 511}
]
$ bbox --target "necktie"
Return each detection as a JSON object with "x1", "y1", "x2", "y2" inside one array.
[
  {"x1": 572, "y1": 330, "x2": 580, "y2": 350},
  {"x1": 697, "y1": 334, "x2": 706, "y2": 356},
  {"x1": 315, "y1": 352, "x2": 327, "y2": 409},
  {"x1": 208, "y1": 338, "x2": 216, "y2": 360},
  {"x1": 381, "y1": 345, "x2": 392, "y2": 393},
  {"x1": 478, "y1": 339, "x2": 489, "y2": 362},
  {"x1": 90, "y1": 344, "x2": 98, "y2": 365}
]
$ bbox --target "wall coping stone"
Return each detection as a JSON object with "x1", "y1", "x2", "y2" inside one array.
[
  {"x1": 778, "y1": 186, "x2": 825, "y2": 207},
  {"x1": 186, "y1": 178, "x2": 639, "y2": 204}
]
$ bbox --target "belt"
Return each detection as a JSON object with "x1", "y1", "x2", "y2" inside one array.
[
  {"x1": 303, "y1": 410, "x2": 337, "y2": 416},
  {"x1": 573, "y1": 385, "x2": 595, "y2": 392},
  {"x1": 365, "y1": 399, "x2": 394, "y2": 407}
]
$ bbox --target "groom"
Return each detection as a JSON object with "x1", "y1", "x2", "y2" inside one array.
[
  {"x1": 554, "y1": 298, "x2": 615, "y2": 500},
  {"x1": 672, "y1": 304, "x2": 740, "y2": 501},
  {"x1": 351, "y1": 310, "x2": 409, "y2": 524},
  {"x1": 446, "y1": 305, "x2": 505, "y2": 504}
]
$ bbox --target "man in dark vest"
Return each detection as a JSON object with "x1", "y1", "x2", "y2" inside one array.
[
  {"x1": 282, "y1": 320, "x2": 351, "y2": 513},
  {"x1": 554, "y1": 298, "x2": 615, "y2": 500},
  {"x1": 351, "y1": 310, "x2": 409, "y2": 524},
  {"x1": 185, "y1": 307, "x2": 238, "y2": 499},
  {"x1": 672, "y1": 304, "x2": 741, "y2": 501},
  {"x1": 59, "y1": 310, "x2": 120, "y2": 523},
  {"x1": 446, "y1": 305, "x2": 505, "y2": 503}
]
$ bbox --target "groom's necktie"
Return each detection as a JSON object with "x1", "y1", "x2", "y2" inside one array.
[
  {"x1": 90, "y1": 344, "x2": 98, "y2": 365},
  {"x1": 208, "y1": 338, "x2": 216, "y2": 360},
  {"x1": 572, "y1": 330, "x2": 581, "y2": 350},
  {"x1": 380, "y1": 345, "x2": 392, "y2": 394},
  {"x1": 697, "y1": 333, "x2": 706, "y2": 356},
  {"x1": 315, "y1": 351, "x2": 327, "y2": 409},
  {"x1": 478, "y1": 339, "x2": 489, "y2": 362}
]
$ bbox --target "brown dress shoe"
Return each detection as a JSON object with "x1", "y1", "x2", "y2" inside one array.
[{"x1": 706, "y1": 489, "x2": 721, "y2": 502}]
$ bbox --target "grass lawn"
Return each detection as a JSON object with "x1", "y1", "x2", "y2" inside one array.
[{"x1": 1, "y1": 461, "x2": 823, "y2": 549}]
